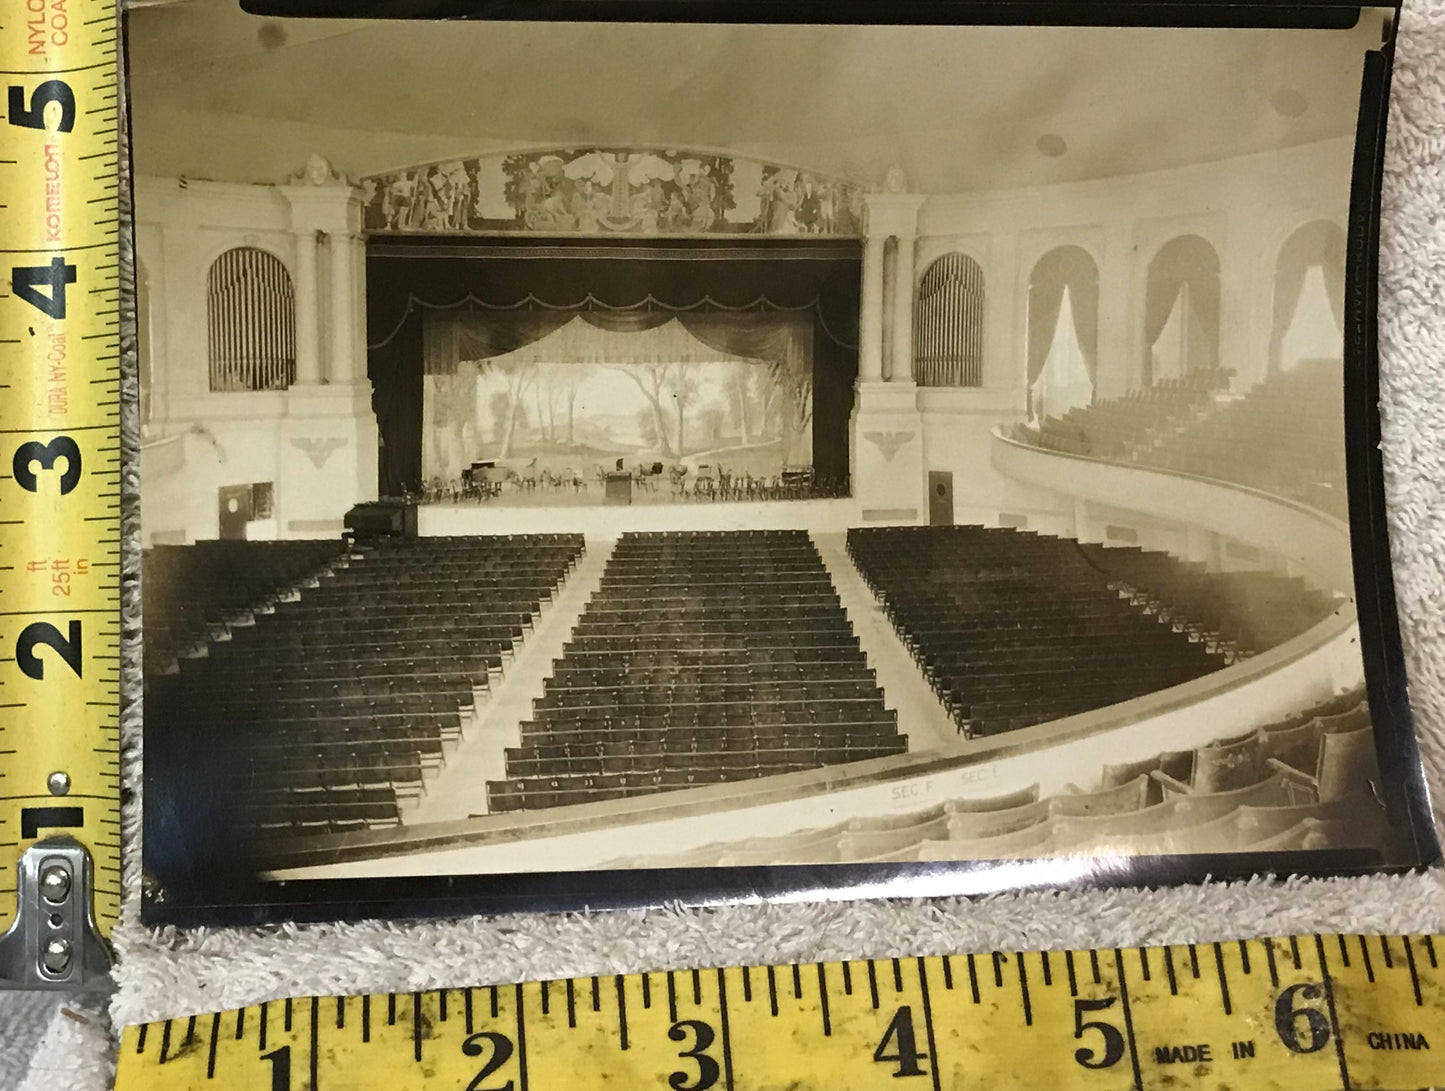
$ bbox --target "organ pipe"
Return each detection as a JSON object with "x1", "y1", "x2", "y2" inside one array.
[
  {"x1": 915, "y1": 253, "x2": 984, "y2": 387},
  {"x1": 208, "y1": 247, "x2": 297, "y2": 392}
]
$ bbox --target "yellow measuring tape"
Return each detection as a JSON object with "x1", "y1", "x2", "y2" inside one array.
[
  {"x1": 117, "y1": 933, "x2": 1442, "y2": 1090},
  {"x1": 0, "y1": 0, "x2": 122, "y2": 950}
]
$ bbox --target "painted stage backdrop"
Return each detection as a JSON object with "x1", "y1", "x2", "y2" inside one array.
[
  {"x1": 421, "y1": 317, "x2": 815, "y2": 497},
  {"x1": 363, "y1": 148, "x2": 863, "y2": 237}
]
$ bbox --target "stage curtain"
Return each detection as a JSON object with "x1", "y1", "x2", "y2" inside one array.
[
  {"x1": 423, "y1": 310, "x2": 570, "y2": 374},
  {"x1": 421, "y1": 308, "x2": 819, "y2": 374},
  {"x1": 579, "y1": 309, "x2": 677, "y2": 336},
  {"x1": 678, "y1": 312, "x2": 811, "y2": 377},
  {"x1": 368, "y1": 239, "x2": 860, "y2": 495}
]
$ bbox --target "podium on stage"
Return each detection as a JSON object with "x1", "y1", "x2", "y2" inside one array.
[{"x1": 604, "y1": 472, "x2": 633, "y2": 505}]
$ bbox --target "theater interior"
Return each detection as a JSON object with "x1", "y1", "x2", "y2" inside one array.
[{"x1": 129, "y1": 5, "x2": 1416, "y2": 888}]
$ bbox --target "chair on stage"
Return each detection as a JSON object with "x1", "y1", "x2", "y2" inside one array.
[{"x1": 693, "y1": 464, "x2": 716, "y2": 499}]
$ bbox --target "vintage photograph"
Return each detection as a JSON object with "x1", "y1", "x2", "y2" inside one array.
[{"x1": 128, "y1": 1, "x2": 1436, "y2": 920}]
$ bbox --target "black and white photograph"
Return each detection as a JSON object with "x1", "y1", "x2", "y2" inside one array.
[{"x1": 128, "y1": 0, "x2": 1438, "y2": 922}]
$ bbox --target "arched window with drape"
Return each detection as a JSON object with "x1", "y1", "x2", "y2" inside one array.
[
  {"x1": 207, "y1": 247, "x2": 296, "y2": 392},
  {"x1": 1026, "y1": 246, "x2": 1099, "y2": 420},
  {"x1": 915, "y1": 253, "x2": 985, "y2": 387},
  {"x1": 1142, "y1": 235, "x2": 1220, "y2": 386},
  {"x1": 1270, "y1": 220, "x2": 1346, "y2": 374}
]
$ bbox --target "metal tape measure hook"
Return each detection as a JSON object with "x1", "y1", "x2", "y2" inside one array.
[{"x1": 0, "y1": 836, "x2": 114, "y2": 991}]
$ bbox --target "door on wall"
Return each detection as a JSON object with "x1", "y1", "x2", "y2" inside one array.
[
  {"x1": 217, "y1": 484, "x2": 253, "y2": 540},
  {"x1": 928, "y1": 471, "x2": 954, "y2": 526}
]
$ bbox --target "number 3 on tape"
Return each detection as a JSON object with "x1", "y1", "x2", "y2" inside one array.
[{"x1": 117, "y1": 937, "x2": 1445, "y2": 1091}]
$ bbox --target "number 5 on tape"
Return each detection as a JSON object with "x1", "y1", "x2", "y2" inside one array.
[{"x1": 117, "y1": 936, "x2": 1445, "y2": 1090}]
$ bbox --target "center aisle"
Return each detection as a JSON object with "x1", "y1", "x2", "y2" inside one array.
[
  {"x1": 405, "y1": 537, "x2": 617, "y2": 824},
  {"x1": 811, "y1": 531, "x2": 960, "y2": 752}
]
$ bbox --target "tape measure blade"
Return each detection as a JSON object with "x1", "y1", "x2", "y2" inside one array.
[
  {"x1": 0, "y1": 0, "x2": 122, "y2": 945},
  {"x1": 113, "y1": 935, "x2": 1445, "y2": 1090},
  {"x1": 1328, "y1": 933, "x2": 1440, "y2": 1088}
]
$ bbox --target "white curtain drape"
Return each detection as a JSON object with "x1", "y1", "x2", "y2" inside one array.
[{"x1": 1031, "y1": 286, "x2": 1094, "y2": 421}]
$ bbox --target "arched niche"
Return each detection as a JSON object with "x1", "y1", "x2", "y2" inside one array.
[
  {"x1": 1027, "y1": 245, "x2": 1099, "y2": 420},
  {"x1": 206, "y1": 247, "x2": 296, "y2": 392},
  {"x1": 914, "y1": 252, "x2": 985, "y2": 386},
  {"x1": 1143, "y1": 235, "x2": 1220, "y2": 386},
  {"x1": 1270, "y1": 220, "x2": 1346, "y2": 375}
]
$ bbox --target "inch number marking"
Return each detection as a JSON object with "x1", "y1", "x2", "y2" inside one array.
[
  {"x1": 7, "y1": 80, "x2": 76, "y2": 133},
  {"x1": 12, "y1": 258, "x2": 78, "y2": 320},
  {"x1": 1072, "y1": 997, "x2": 1126, "y2": 1070},
  {"x1": 260, "y1": 1045, "x2": 290, "y2": 1091},
  {"x1": 13, "y1": 435, "x2": 82, "y2": 494},
  {"x1": 873, "y1": 1005, "x2": 928, "y2": 1079},
  {"x1": 668, "y1": 1019, "x2": 720, "y2": 1091},
  {"x1": 16, "y1": 620, "x2": 83, "y2": 680},
  {"x1": 1275, "y1": 983, "x2": 1332, "y2": 1054},
  {"x1": 461, "y1": 1031, "x2": 515, "y2": 1091}
]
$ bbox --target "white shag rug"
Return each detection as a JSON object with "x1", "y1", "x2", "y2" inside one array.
[{"x1": 20, "y1": 6, "x2": 1445, "y2": 1088}]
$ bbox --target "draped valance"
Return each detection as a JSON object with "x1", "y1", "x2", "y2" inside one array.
[{"x1": 422, "y1": 305, "x2": 813, "y2": 378}]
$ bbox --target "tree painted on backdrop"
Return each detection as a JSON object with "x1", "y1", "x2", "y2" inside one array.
[
  {"x1": 427, "y1": 361, "x2": 481, "y2": 481},
  {"x1": 768, "y1": 352, "x2": 813, "y2": 467}
]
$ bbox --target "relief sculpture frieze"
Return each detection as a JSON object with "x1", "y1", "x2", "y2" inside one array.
[{"x1": 361, "y1": 148, "x2": 863, "y2": 237}]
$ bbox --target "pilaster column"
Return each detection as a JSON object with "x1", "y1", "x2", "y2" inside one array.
[
  {"x1": 329, "y1": 227, "x2": 356, "y2": 385},
  {"x1": 890, "y1": 232, "x2": 917, "y2": 383},
  {"x1": 852, "y1": 181, "x2": 928, "y2": 524},
  {"x1": 862, "y1": 189, "x2": 926, "y2": 384},
  {"x1": 1093, "y1": 221, "x2": 1135, "y2": 400},
  {"x1": 292, "y1": 229, "x2": 322, "y2": 385},
  {"x1": 858, "y1": 234, "x2": 886, "y2": 382},
  {"x1": 276, "y1": 157, "x2": 380, "y2": 535},
  {"x1": 350, "y1": 233, "x2": 368, "y2": 382}
]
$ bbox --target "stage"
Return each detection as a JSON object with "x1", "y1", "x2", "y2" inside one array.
[{"x1": 417, "y1": 496, "x2": 867, "y2": 537}]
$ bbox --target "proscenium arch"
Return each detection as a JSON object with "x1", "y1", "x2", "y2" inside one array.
[
  {"x1": 1142, "y1": 234, "x2": 1221, "y2": 386},
  {"x1": 1026, "y1": 245, "x2": 1100, "y2": 389},
  {"x1": 915, "y1": 252, "x2": 985, "y2": 386},
  {"x1": 206, "y1": 246, "x2": 297, "y2": 392},
  {"x1": 1270, "y1": 219, "x2": 1346, "y2": 374}
]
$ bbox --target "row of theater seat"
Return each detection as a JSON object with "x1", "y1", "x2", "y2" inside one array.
[
  {"x1": 1074, "y1": 543, "x2": 1337, "y2": 657},
  {"x1": 610, "y1": 688, "x2": 1387, "y2": 867},
  {"x1": 485, "y1": 530, "x2": 906, "y2": 813},
  {"x1": 144, "y1": 534, "x2": 585, "y2": 835},
  {"x1": 847, "y1": 525, "x2": 1228, "y2": 736},
  {"x1": 1144, "y1": 360, "x2": 1347, "y2": 518},
  {"x1": 1022, "y1": 360, "x2": 1346, "y2": 519},
  {"x1": 143, "y1": 538, "x2": 346, "y2": 673},
  {"x1": 1029, "y1": 368, "x2": 1232, "y2": 461}
]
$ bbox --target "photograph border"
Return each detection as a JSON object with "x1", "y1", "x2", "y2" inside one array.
[{"x1": 132, "y1": 0, "x2": 1438, "y2": 929}]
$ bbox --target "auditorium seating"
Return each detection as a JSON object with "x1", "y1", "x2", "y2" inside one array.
[
  {"x1": 1074, "y1": 543, "x2": 1337, "y2": 657},
  {"x1": 1144, "y1": 359, "x2": 1347, "y2": 518},
  {"x1": 142, "y1": 538, "x2": 347, "y2": 673},
  {"x1": 608, "y1": 687, "x2": 1387, "y2": 866},
  {"x1": 1028, "y1": 367, "x2": 1231, "y2": 461},
  {"x1": 1021, "y1": 360, "x2": 1346, "y2": 519},
  {"x1": 144, "y1": 534, "x2": 585, "y2": 835},
  {"x1": 485, "y1": 530, "x2": 905, "y2": 812},
  {"x1": 847, "y1": 525, "x2": 1234, "y2": 736}
]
